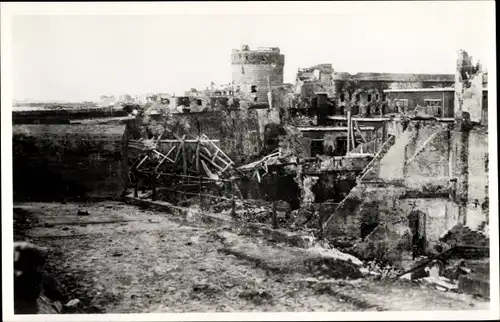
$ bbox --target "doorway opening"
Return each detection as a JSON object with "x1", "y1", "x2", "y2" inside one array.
[{"x1": 408, "y1": 210, "x2": 427, "y2": 259}]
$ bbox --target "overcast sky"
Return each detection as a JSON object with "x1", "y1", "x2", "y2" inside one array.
[{"x1": 9, "y1": 1, "x2": 495, "y2": 102}]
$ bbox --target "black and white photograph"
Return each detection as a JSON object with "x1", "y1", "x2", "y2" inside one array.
[{"x1": 1, "y1": 1, "x2": 498, "y2": 320}]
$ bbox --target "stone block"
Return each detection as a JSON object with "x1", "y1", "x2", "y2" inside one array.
[{"x1": 458, "y1": 273, "x2": 490, "y2": 298}]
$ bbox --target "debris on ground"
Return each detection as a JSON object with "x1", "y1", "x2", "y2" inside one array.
[
  {"x1": 238, "y1": 290, "x2": 273, "y2": 305},
  {"x1": 64, "y1": 298, "x2": 81, "y2": 312},
  {"x1": 439, "y1": 223, "x2": 489, "y2": 249},
  {"x1": 13, "y1": 202, "x2": 490, "y2": 313},
  {"x1": 304, "y1": 257, "x2": 363, "y2": 280},
  {"x1": 77, "y1": 210, "x2": 90, "y2": 216}
]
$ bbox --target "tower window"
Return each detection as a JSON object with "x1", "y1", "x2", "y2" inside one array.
[
  {"x1": 375, "y1": 94, "x2": 379, "y2": 101},
  {"x1": 367, "y1": 94, "x2": 372, "y2": 102},
  {"x1": 251, "y1": 85, "x2": 258, "y2": 93},
  {"x1": 340, "y1": 94, "x2": 345, "y2": 102}
]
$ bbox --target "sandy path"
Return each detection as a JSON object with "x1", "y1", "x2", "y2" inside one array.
[{"x1": 13, "y1": 201, "x2": 489, "y2": 313}]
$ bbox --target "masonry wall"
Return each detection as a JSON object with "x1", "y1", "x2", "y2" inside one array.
[
  {"x1": 12, "y1": 107, "x2": 128, "y2": 124},
  {"x1": 464, "y1": 126, "x2": 489, "y2": 229},
  {"x1": 397, "y1": 198, "x2": 460, "y2": 250},
  {"x1": 171, "y1": 110, "x2": 262, "y2": 164},
  {"x1": 403, "y1": 121, "x2": 451, "y2": 189},
  {"x1": 12, "y1": 124, "x2": 128, "y2": 201},
  {"x1": 325, "y1": 184, "x2": 407, "y2": 238},
  {"x1": 326, "y1": 120, "x2": 456, "y2": 243},
  {"x1": 231, "y1": 49, "x2": 285, "y2": 103}
]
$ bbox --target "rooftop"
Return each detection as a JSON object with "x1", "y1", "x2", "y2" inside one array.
[
  {"x1": 333, "y1": 72, "x2": 455, "y2": 83},
  {"x1": 384, "y1": 88, "x2": 455, "y2": 93},
  {"x1": 232, "y1": 45, "x2": 281, "y2": 54}
]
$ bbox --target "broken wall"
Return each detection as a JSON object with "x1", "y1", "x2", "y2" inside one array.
[
  {"x1": 255, "y1": 107, "x2": 281, "y2": 146},
  {"x1": 397, "y1": 198, "x2": 460, "y2": 250},
  {"x1": 312, "y1": 171, "x2": 358, "y2": 203},
  {"x1": 404, "y1": 122, "x2": 451, "y2": 190},
  {"x1": 326, "y1": 120, "x2": 456, "y2": 243},
  {"x1": 454, "y1": 50, "x2": 484, "y2": 123},
  {"x1": 12, "y1": 124, "x2": 128, "y2": 201},
  {"x1": 466, "y1": 126, "x2": 489, "y2": 228},
  {"x1": 324, "y1": 183, "x2": 407, "y2": 238}
]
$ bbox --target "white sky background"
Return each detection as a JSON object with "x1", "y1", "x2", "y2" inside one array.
[{"x1": 10, "y1": 1, "x2": 495, "y2": 102}]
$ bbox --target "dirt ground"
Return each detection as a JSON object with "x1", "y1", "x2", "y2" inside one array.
[{"x1": 13, "y1": 201, "x2": 489, "y2": 313}]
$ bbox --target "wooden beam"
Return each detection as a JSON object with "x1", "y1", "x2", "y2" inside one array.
[
  {"x1": 351, "y1": 118, "x2": 356, "y2": 151},
  {"x1": 347, "y1": 110, "x2": 351, "y2": 153},
  {"x1": 200, "y1": 153, "x2": 224, "y2": 171},
  {"x1": 181, "y1": 135, "x2": 187, "y2": 175},
  {"x1": 136, "y1": 155, "x2": 149, "y2": 170},
  {"x1": 195, "y1": 138, "x2": 200, "y2": 172},
  {"x1": 165, "y1": 146, "x2": 177, "y2": 160},
  {"x1": 405, "y1": 130, "x2": 442, "y2": 166},
  {"x1": 354, "y1": 120, "x2": 368, "y2": 143},
  {"x1": 157, "y1": 139, "x2": 220, "y2": 143}
]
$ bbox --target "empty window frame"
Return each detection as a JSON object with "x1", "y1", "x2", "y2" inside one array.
[
  {"x1": 311, "y1": 140, "x2": 325, "y2": 157},
  {"x1": 251, "y1": 85, "x2": 258, "y2": 93},
  {"x1": 340, "y1": 93, "x2": 345, "y2": 102},
  {"x1": 424, "y1": 99, "x2": 442, "y2": 117},
  {"x1": 367, "y1": 94, "x2": 372, "y2": 102},
  {"x1": 375, "y1": 94, "x2": 380, "y2": 101},
  {"x1": 395, "y1": 99, "x2": 409, "y2": 112}
]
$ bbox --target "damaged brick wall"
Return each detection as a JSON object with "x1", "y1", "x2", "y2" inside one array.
[{"x1": 13, "y1": 124, "x2": 128, "y2": 201}]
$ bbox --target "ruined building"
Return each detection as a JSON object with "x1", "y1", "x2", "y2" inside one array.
[
  {"x1": 295, "y1": 64, "x2": 335, "y2": 98},
  {"x1": 231, "y1": 45, "x2": 285, "y2": 104},
  {"x1": 323, "y1": 50, "x2": 489, "y2": 262},
  {"x1": 293, "y1": 65, "x2": 455, "y2": 117}
]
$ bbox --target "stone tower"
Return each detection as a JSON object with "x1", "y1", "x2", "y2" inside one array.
[{"x1": 231, "y1": 45, "x2": 285, "y2": 104}]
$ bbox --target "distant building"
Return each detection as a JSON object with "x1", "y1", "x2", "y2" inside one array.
[
  {"x1": 332, "y1": 72, "x2": 455, "y2": 115},
  {"x1": 384, "y1": 88, "x2": 455, "y2": 117}
]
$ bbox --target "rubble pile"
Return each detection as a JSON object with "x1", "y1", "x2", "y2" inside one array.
[{"x1": 439, "y1": 223, "x2": 489, "y2": 258}]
